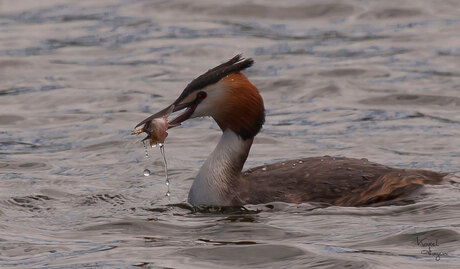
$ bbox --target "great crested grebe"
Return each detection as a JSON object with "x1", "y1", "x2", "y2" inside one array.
[{"x1": 135, "y1": 55, "x2": 447, "y2": 207}]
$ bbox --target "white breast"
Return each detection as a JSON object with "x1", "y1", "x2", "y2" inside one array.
[{"x1": 188, "y1": 129, "x2": 249, "y2": 206}]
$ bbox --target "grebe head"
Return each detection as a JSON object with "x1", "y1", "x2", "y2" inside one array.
[{"x1": 136, "y1": 55, "x2": 265, "y2": 140}]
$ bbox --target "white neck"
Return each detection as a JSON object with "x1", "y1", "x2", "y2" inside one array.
[{"x1": 188, "y1": 129, "x2": 253, "y2": 206}]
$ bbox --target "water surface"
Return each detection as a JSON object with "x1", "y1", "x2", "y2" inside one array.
[{"x1": 1, "y1": 0, "x2": 460, "y2": 268}]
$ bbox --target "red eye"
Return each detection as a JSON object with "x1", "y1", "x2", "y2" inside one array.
[{"x1": 197, "y1": 91, "x2": 207, "y2": 100}]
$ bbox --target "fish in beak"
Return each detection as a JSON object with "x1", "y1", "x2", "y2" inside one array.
[
  {"x1": 131, "y1": 105, "x2": 174, "y2": 146},
  {"x1": 132, "y1": 91, "x2": 207, "y2": 145}
]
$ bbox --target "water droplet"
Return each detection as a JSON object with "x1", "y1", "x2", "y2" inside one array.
[
  {"x1": 166, "y1": 179, "x2": 170, "y2": 186},
  {"x1": 262, "y1": 167, "x2": 267, "y2": 171},
  {"x1": 143, "y1": 169, "x2": 151, "y2": 176},
  {"x1": 292, "y1": 163, "x2": 296, "y2": 166},
  {"x1": 320, "y1": 159, "x2": 324, "y2": 162},
  {"x1": 398, "y1": 173, "x2": 401, "y2": 177},
  {"x1": 298, "y1": 160, "x2": 303, "y2": 164},
  {"x1": 165, "y1": 191, "x2": 170, "y2": 197},
  {"x1": 281, "y1": 162, "x2": 285, "y2": 165}
]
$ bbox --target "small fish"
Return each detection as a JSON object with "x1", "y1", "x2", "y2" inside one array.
[{"x1": 132, "y1": 105, "x2": 174, "y2": 146}]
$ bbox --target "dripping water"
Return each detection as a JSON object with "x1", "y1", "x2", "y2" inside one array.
[
  {"x1": 142, "y1": 141, "x2": 170, "y2": 198},
  {"x1": 143, "y1": 141, "x2": 149, "y2": 158},
  {"x1": 159, "y1": 143, "x2": 171, "y2": 198},
  {"x1": 143, "y1": 141, "x2": 150, "y2": 176}
]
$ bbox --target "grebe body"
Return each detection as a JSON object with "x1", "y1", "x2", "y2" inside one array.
[{"x1": 135, "y1": 55, "x2": 447, "y2": 207}]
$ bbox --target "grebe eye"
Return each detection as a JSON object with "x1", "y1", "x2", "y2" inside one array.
[{"x1": 197, "y1": 91, "x2": 207, "y2": 100}]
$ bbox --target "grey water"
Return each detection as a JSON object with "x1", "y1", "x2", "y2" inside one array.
[{"x1": 1, "y1": 0, "x2": 460, "y2": 268}]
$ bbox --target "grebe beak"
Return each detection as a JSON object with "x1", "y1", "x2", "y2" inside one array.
[
  {"x1": 134, "y1": 98, "x2": 202, "y2": 130},
  {"x1": 167, "y1": 101, "x2": 198, "y2": 127}
]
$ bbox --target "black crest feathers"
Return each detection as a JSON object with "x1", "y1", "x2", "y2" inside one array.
[{"x1": 173, "y1": 54, "x2": 254, "y2": 105}]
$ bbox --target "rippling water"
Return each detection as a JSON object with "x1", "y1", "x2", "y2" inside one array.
[{"x1": 1, "y1": 0, "x2": 460, "y2": 268}]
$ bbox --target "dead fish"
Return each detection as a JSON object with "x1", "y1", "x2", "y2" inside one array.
[{"x1": 132, "y1": 105, "x2": 174, "y2": 146}]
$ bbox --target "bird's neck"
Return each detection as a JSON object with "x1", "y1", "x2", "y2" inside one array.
[{"x1": 188, "y1": 129, "x2": 253, "y2": 206}]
